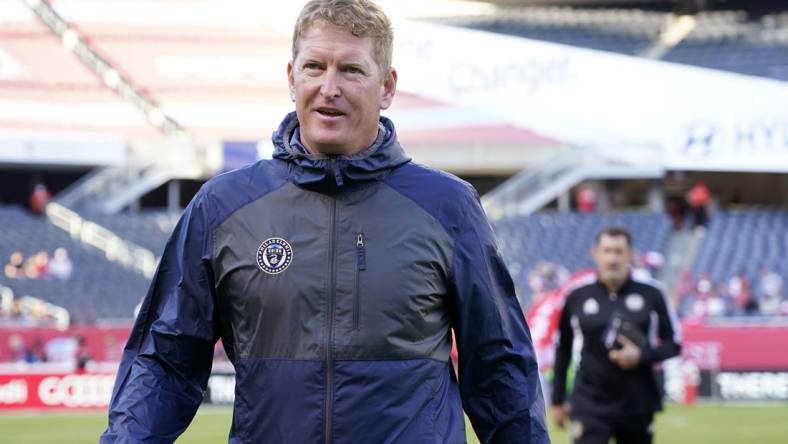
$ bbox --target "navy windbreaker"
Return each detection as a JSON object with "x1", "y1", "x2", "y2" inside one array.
[{"x1": 101, "y1": 112, "x2": 548, "y2": 444}]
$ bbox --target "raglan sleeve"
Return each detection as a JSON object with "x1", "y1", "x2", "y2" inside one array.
[
  {"x1": 640, "y1": 286, "x2": 682, "y2": 365},
  {"x1": 449, "y1": 189, "x2": 549, "y2": 444},
  {"x1": 551, "y1": 295, "x2": 574, "y2": 407},
  {"x1": 101, "y1": 188, "x2": 219, "y2": 443}
]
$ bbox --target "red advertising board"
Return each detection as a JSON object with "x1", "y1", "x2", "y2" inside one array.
[
  {"x1": 0, "y1": 373, "x2": 114, "y2": 410},
  {"x1": 682, "y1": 322, "x2": 788, "y2": 370}
]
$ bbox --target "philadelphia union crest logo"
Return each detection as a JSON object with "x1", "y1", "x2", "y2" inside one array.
[{"x1": 256, "y1": 237, "x2": 293, "y2": 275}]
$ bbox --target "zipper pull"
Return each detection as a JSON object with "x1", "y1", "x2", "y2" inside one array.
[
  {"x1": 356, "y1": 233, "x2": 367, "y2": 270},
  {"x1": 330, "y1": 158, "x2": 344, "y2": 187}
]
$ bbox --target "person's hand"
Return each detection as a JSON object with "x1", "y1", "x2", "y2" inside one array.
[
  {"x1": 608, "y1": 334, "x2": 641, "y2": 369},
  {"x1": 551, "y1": 403, "x2": 570, "y2": 429}
]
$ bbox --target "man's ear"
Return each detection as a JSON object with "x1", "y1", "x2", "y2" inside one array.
[
  {"x1": 287, "y1": 61, "x2": 296, "y2": 102},
  {"x1": 379, "y1": 67, "x2": 397, "y2": 110}
]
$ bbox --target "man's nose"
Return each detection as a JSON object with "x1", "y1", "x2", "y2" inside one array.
[{"x1": 320, "y1": 68, "x2": 341, "y2": 98}]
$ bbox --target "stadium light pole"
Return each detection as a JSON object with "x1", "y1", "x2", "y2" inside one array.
[{"x1": 20, "y1": 0, "x2": 189, "y2": 139}]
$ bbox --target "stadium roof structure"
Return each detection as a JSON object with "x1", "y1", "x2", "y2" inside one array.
[{"x1": 0, "y1": 0, "x2": 563, "y2": 175}]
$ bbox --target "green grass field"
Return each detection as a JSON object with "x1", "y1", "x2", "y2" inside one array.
[{"x1": 2, "y1": 403, "x2": 787, "y2": 443}]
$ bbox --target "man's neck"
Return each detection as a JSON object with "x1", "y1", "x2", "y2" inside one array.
[
  {"x1": 299, "y1": 127, "x2": 381, "y2": 157},
  {"x1": 599, "y1": 276, "x2": 626, "y2": 295}
]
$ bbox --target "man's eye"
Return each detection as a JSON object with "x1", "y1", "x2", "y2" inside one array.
[
  {"x1": 303, "y1": 63, "x2": 321, "y2": 70},
  {"x1": 344, "y1": 66, "x2": 363, "y2": 74}
]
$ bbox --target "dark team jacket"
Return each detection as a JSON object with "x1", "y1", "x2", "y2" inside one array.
[
  {"x1": 101, "y1": 112, "x2": 548, "y2": 444},
  {"x1": 551, "y1": 274, "x2": 681, "y2": 417}
]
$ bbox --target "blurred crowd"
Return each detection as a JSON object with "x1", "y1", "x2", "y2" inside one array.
[
  {"x1": 0, "y1": 297, "x2": 63, "y2": 329},
  {"x1": 676, "y1": 268, "x2": 786, "y2": 319},
  {"x1": 2, "y1": 333, "x2": 92, "y2": 370},
  {"x1": 4, "y1": 247, "x2": 73, "y2": 280}
]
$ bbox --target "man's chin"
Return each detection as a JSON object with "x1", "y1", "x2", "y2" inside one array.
[
  {"x1": 599, "y1": 271, "x2": 627, "y2": 284},
  {"x1": 300, "y1": 135, "x2": 346, "y2": 155},
  {"x1": 310, "y1": 143, "x2": 350, "y2": 156}
]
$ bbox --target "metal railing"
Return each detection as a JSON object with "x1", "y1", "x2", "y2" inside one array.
[
  {"x1": 482, "y1": 144, "x2": 664, "y2": 220},
  {"x1": 45, "y1": 203, "x2": 158, "y2": 279}
]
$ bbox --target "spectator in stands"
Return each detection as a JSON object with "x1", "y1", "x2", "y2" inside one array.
[
  {"x1": 638, "y1": 250, "x2": 665, "y2": 278},
  {"x1": 23, "y1": 250, "x2": 49, "y2": 279},
  {"x1": 9, "y1": 300, "x2": 23, "y2": 321},
  {"x1": 102, "y1": 1, "x2": 547, "y2": 443},
  {"x1": 45, "y1": 335, "x2": 77, "y2": 363},
  {"x1": 3, "y1": 251, "x2": 25, "y2": 279},
  {"x1": 685, "y1": 181, "x2": 711, "y2": 230},
  {"x1": 756, "y1": 267, "x2": 783, "y2": 316},
  {"x1": 29, "y1": 336, "x2": 47, "y2": 362},
  {"x1": 552, "y1": 226, "x2": 681, "y2": 444},
  {"x1": 7, "y1": 334, "x2": 26, "y2": 362},
  {"x1": 683, "y1": 273, "x2": 715, "y2": 320},
  {"x1": 706, "y1": 285, "x2": 728, "y2": 317},
  {"x1": 48, "y1": 247, "x2": 73, "y2": 280},
  {"x1": 538, "y1": 261, "x2": 570, "y2": 291},
  {"x1": 728, "y1": 272, "x2": 756, "y2": 315},
  {"x1": 75, "y1": 334, "x2": 92, "y2": 372},
  {"x1": 29, "y1": 182, "x2": 51, "y2": 215},
  {"x1": 666, "y1": 197, "x2": 687, "y2": 230},
  {"x1": 575, "y1": 183, "x2": 597, "y2": 213}
]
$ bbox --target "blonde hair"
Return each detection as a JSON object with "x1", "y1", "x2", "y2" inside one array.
[{"x1": 292, "y1": 0, "x2": 394, "y2": 74}]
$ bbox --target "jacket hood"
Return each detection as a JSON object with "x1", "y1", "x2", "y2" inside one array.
[{"x1": 272, "y1": 111, "x2": 411, "y2": 188}]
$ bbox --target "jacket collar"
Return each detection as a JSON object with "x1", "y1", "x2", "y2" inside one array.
[
  {"x1": 272, "y1": 111, "x2": 411, "y2": 188},
  {"x1": 594, "y1": 273, "x2": 634, "y2": 297}
]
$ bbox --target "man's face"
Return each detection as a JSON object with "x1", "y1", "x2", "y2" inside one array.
[
  {"x1": 592, "y1": 234, "x2": 633, "y2": 286},
  {"x1": 288, "y1": 24, "x2": 397, "y2": 156}
]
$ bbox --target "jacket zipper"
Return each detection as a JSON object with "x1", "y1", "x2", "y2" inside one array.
[
  {"x1": 325, "y1": 196, "x2": 337, "y2": 444},
  {"x1": 354, "y1": 232, "x2": 366, "y2": 331}
]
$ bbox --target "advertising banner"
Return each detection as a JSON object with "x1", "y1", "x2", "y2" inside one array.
[
  {"x1": 0, "y1": 372, "x2": 237, "y2": 411},
  {"x1": 682, "y1": 323, "x2": 788, "y2": 370},
  {"x1": 394, "y1": 20, "x2": 788, "y2": 172},
  {"x1": 0, "y1": 373, "x2": 115, "y2": 410}
]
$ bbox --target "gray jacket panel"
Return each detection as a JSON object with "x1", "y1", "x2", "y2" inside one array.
[{"x1": 212, "y1": 180, "x2": 455, "y2": 362}]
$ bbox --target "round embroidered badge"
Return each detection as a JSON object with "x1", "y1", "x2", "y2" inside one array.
[{"x1": 256, "y1": 237, "x2": 293, "y2": 275}]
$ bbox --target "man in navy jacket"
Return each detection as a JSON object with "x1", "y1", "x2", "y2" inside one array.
[{"x1": 102, "y1": 1, "x2": 547, "y2": 442}]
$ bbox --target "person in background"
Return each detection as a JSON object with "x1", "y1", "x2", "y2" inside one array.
[
  {"x1": 29, "y1": 182, "x2": 51, "y2": 215},
  {"x1": 4, "y1": 251, "x2": 25, "y2": 279},
  {"x1": 552, "y1": 226, "x2": 681, "y2": 444},
  {"x1": 75, "y1": 335, "x2": 93, "y2": 372},
  {"x1": 728, "y1": 272, "x2": 756, "y2": 315},
  {"x1": 575, "y1": 184, "x2": 597, "y2": 213},
  {"x1": 23, "y1": 250, "x2": 49, "y2": 279},
  {"x1": 685, "y1": 181, "x2": 711, "y2": 230},
  {"x1": 49, "y1": 247, "x2": 74, "y2": 280},
  {"x1": 756, "y1": 268, "x2": 783, "y2": 316}
]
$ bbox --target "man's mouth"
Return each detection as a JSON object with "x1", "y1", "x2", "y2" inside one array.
[{"x1": 316, "y1": 107, "x2": 345, "y2": 117}]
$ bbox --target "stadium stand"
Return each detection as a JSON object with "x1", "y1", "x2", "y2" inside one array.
[
  {"x1": 492, "y1": 210, "x2": 671, "y2": 306},
  {"x1": 680, "y1": 208, "x2": 788, "y2": 318},
  {"x1": 693, "y1": 208, "x2": 788, "y2": 283},
  {"x1": 81, "y1": 210, "x2": 178, "y2": 256},
  {"x1": 439, "y1": 7, "x2": 664, "y2": 55},
  {"x1": 440, "y1": 7, "x2": 788, "y2": 82},
  {"x1": 663, "y1": 11, "x2": 788, "y2": 80},
  {"x1": 0, "y1": 205, "x2": 148, "y2": 324}
]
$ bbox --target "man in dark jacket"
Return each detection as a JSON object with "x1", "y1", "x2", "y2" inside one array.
[
  {"x1": 551, "y1": 226, "x2": 681, "y2": 444},
  {"x1": 101, "y1": 0, "x2": 547, "y2": 443}
]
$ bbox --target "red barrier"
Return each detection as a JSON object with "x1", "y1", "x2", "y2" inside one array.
[
  {"x1": 0, "y1": 373, "x2": 115, "y2": 410},
  {"x1": 682, "y1": 322, "x2": 788, "y2": 370}
]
